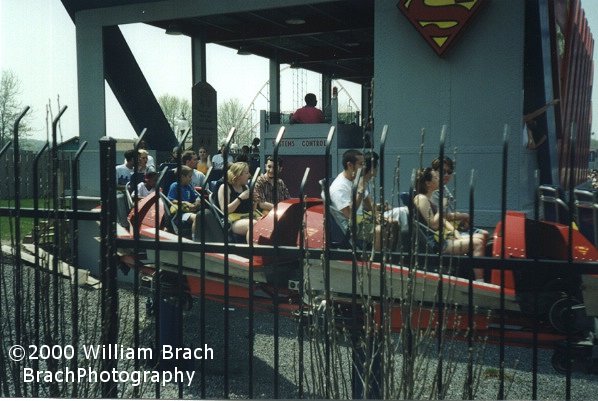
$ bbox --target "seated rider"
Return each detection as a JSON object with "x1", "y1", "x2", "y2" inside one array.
[
  {"x1": 254, "y1": 156, "x2": 291, "y2": 216},
  {"x1": 115, "y1": 149, "x2": 137, "y2": 187},
  {"x1": 196, "y1": 146, "x2": 211, "y2": 175},
  {"x1": 413, "y1": 167, "x2": 486, "y2": 280},
  {"x1": 218, "y1": 162, "x2": 261, "y2": 243},
  {"x1": 167, "y1": 165, "x2": 201, "y2": 237},
  {"x1": 135, "y1": 167, "x2": 157, "y2": 198},
  {"x1": 327, "y1": 149, "x2": 383, "y2": 251},
  {"x1": 361, "y1": 151, "x2": 404, "y2": 248},
  {"x1": 362, "y1": 151, "x2": 409, "y2": 228},
  {"x1": 181, "y1": 150, "x2": 206, "y2": 188},
  {"x1": 430, "y1": 157, "x2": 488, "y2": 238}
]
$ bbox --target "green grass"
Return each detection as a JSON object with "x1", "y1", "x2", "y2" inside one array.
[{"x1": 0, "y1": 199, "x2": 35, "y2": 242}]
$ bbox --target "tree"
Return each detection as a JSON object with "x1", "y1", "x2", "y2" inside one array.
[
  {"x1": 0, "y1": 70, "x2": 30, "y2": 149},
  {"x1": 157, "y1": 94, "x2": 191, "y2": 135},
  {"x1": 217, "y1": 98, "x2": 254, "y2": 147}
]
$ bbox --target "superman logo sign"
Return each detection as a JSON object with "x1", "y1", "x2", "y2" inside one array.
[{"x1": 397, "y1": 0, "x2": 485, "y2": 57}]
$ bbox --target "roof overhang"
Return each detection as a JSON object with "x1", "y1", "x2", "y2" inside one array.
[{"x1": 61, "y1": 0, "x2": 374, "y2": 85}]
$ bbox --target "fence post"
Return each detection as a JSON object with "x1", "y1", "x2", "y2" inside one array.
[
  {"x1": 298, "y1": 167, "x2": 310, "y2": 398},
  {"x1": 12, "y1": 107, "x2": 30, "y2": 372},
  {"x1": 247, "y1": 166, "x2": 261, "y2": 398},
  {"x1": 499, "y1": 126, "x2": 509, "y2": 399},
  {"x1": 376, "y1": 124, "x2": 389, "y2": 399},
  {"x1": 272, "y1": 127, "x2": 285, "y2": 398},
  {"x1": 131, "y1": 129, "x2": 146, "y2": 400},
  {"x1": 70, "y1": 141, "x2": 87, "y2": 398},
  {"x1": 436, "y1": 125, "x2": 447, "y2": 399},
  {"x1": 49, "y1": 106, "x2": 67, "y2": 398},
  {"x1": 221, "y1": 127, "x2": 235, "y2": 398},
  {"x1": 323, "y1": 127, "x2": 335, "y2": 398},
  {"x1": 99, "y1": 137, "x2": 118, "y2": 398},
  {"x1": 31, "y1": 142, "x2": 48, "y2": 398}
]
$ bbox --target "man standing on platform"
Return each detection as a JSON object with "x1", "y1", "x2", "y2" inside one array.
[{"x1": 290, "y1": 93, "x2": 325, "y2": 124}]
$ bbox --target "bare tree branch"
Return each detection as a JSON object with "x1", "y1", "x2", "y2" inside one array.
[
  {"x1": 217, "y1": 98, "x2": 254, "y2": 147},
  {"x1": 157, "y1": 94, "x2": 192, "y2": 132},
  {"x1": 0, "y1": 70, "x2": 31, "y2": 148}
]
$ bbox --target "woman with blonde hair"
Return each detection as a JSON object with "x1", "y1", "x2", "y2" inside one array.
[
  {"x1": 218, "y1": 162, "x2": 260, "y2": 242},
  {"x1": 196, "y1": 146, "x2": 211, "y2": 175},
  {"x1": 413, "y1": 167, "x2": 486, "y2": 280}
]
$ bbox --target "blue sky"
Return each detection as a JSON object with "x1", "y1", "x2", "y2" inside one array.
[{"x1": 0, "y1": 0, "x2": 596, "y2": 142}]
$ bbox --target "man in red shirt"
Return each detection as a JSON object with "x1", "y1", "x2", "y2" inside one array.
[{"x1": 290, "y1": 93, "x2": 325, "y2": 124}]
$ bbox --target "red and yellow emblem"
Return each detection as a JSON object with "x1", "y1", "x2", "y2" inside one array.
[{"x1": 397, "y1": 0, "x2": 485, "y2": 56}]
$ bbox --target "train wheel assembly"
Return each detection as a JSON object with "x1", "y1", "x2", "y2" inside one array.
[{"x1": 549, "y1": 297, "x2": 584, "y2": 334}]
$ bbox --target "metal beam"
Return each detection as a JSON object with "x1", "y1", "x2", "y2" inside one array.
[
  {"x1": 192, "y1": 34, "x2": 207, "y2": 84},
  {"x1": 103, "y1": 25, "x2": 177, "y2": 151},
  {"x1": 185, "y1": 23, "x2": 373, "y2": 45},
  {"x1": 75, "y1": 15, "x2": 105, "y2": 196},
  {"x1": 269, "y1": 58, "x2": 281, "y2": 114}
]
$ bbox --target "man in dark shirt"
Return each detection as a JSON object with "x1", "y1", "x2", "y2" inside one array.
[
  {"x1": 290, "y1": 93, "x2": 325, "y2": 124},
  {"x1": 254, "y1": 156, "x2": 290, "y2": 215}
]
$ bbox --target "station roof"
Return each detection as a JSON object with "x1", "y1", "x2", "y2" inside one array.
[{"x1": 61, "y1": 0, "x2": 374, "y2": 85}]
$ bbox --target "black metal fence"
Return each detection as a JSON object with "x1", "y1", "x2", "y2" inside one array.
[
  {"x1": 1, "y1": 108, "x2": 598, "y2": 399},
  {"x1": 0, "y1": 151, "x2": 78, "y2": 199}
]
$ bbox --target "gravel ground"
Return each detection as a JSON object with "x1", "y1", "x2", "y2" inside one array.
[{"x1": 2, "y1": 250, "x2": 598, "y2": 399}]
